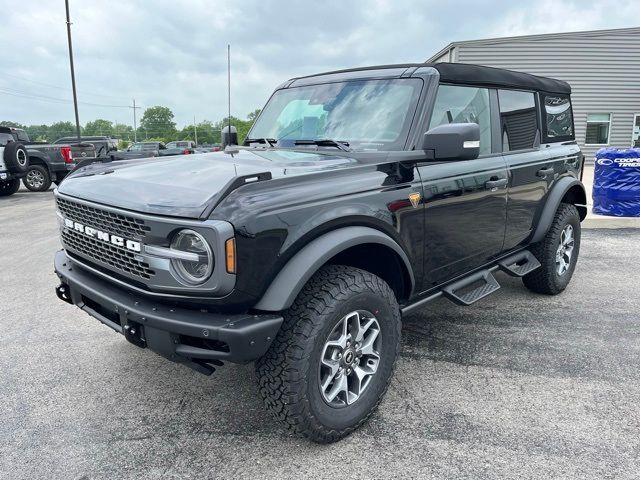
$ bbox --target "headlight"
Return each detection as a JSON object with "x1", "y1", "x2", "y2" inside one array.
[{"x1": 170, "y1": 229, "x2": 213, "y2": 285}]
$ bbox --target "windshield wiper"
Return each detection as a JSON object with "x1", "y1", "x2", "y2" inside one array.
[
  {"x1": 293, "y1": 139, "x2": 351, "y2": 152},
  {"x1": 245, "y1": 138, "x2": 276, "y2": 147}
]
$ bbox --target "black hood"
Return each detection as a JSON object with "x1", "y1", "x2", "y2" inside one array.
[{"x1": 57, "y1": 149, "x2": 361, "y2": 218}]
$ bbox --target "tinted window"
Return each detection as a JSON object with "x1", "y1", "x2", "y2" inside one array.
[
  {"x1": 429, "y1": 85, "x2": 492, "y2": 155},
  {"x1": 585, "y1": 113, "x2": 611, "y2": 145},
  {"x1": 15, "y1": 129, "x2": 29, "y2": 142},
  {"x1": 498, "y1": 90, "x2": 538, "y2": 151},
  {"x1": 543, "y1": 95, "x2": 574, "y2": 140}
]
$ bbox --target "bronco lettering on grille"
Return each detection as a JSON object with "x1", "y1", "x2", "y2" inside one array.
[{"x1": 63, "y1": 218, "x2": 141, "y2": 252}]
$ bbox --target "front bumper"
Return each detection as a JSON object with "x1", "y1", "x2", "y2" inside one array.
[{"x1": 54, "y1": 250, "x2": 282, "y2": 373}]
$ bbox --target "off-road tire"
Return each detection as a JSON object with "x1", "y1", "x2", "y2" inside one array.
[
  {"x1": 3, "y1": 142, "x2": 29, "y2": 174},
  {"x1": 0, "y1": 179, "x2": 21, "y2": 197},
  {"x1": 523, "y1": 203, "x2": 581, "y2": 295},
  {"x1": 22, "y1": 165, "x2": 52, "y2": 192},
  {"x1": 256, "y1": 265, "x2": 401, "y2": 443}
]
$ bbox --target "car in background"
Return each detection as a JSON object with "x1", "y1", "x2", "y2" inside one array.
[
  {"x1": 0, "y1": 130, "x2": 29, "y2": 196},
  {"x1": 166, "y1": 141, "x2": 196, "y2": 153},
  {"x1": 194, "y1": 143, "x2": 222, "y2": 153},
  {"x1": 54, "y1": 136, "x2": 117, "y2": 158},
  {"x1": 0, "y1": 127, "x2": 96, "y2": 192},
  {"x1": 110, "y1": 141, "x2": 192, "y2": 160}
]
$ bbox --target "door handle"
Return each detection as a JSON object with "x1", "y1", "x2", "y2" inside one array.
[
  {"x1": 537, "y1": 167, "x2": 555, "y2": 178},
  {"x1": 485, "y1": 178, "x2": 508, "y2": 190}
]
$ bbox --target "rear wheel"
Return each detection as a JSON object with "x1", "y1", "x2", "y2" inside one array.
[
  {"x1": 22, "y1": 165, "x2": 52, "y2": 192},
  {"x1": 256, "y1": 265, "x2": 401, "y2": 443},
  {"x1": 523, "y1": 203, "x2": 581, "y2": 294},
  {"x1": 0, "y1": 179, "x2": 20, "y2": 197}
]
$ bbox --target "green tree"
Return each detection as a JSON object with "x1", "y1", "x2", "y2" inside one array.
[
  {"x1": 47, "y1": 121, "x2": 79, "y2": 142},
  {"x1": 84, "y1": 119, "x2": 114, "y2": 136},
  {"x1": 247, "y1": 109, "x2": 261, "y2": 123},
  {"x1": 140, "y1": 106, "x2": 176, "y2": 140},
  {"x1": 113, "y1": 123, "x2": 135, "y2": 142}
]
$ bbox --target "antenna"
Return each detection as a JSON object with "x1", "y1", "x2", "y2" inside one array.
[{"x1": 227, "y1": 44, "x2": 231, "y2": 140}]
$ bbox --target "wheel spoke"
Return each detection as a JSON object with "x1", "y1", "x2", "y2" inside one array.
[
  {"x1": 325, "y1": 372, "x2": 348, "y2": 403},
  {"x1": 360, "y1": 328, "x2": 380, "y2": 358}
]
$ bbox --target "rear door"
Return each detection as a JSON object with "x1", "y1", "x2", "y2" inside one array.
[
  {"x1": 418, "y1": 84, "x2": 508, "y2": 288},
  {"x1": 500, "y1": 90, "x2": 571, "y2": 249}
]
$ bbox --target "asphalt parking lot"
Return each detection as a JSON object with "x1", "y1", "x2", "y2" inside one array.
[{"x1": 1, "y1": 187, "x2": 639, "y2": 479}]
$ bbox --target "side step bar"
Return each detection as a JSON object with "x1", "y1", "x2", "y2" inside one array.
[
  {"x1": 442, "y1": 270, "x2": 500, "y2": 306},
  {"x1": 498, "y1": 250, "x2": 541, "y2": 277},
  {"x1": 401, "y1": 249, "x2": 541, "y2": 314}
]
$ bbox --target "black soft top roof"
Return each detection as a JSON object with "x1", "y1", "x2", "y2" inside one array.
[
  {"x1": 433, "y1": 63, "x2": 570, "y2": 95},
  {"x1": 292, "y1": 62, "x2": 571, "y2": 95}
]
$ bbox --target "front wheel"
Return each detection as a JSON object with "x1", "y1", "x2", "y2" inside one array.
[
  {"x1": 256, "y1": 265, "x2": 401, "y2": 443},
  {"x1": 523, "y1": 203, "x2": 581, "y2": 295}
]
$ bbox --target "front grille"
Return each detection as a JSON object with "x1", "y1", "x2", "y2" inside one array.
[
  {"x1": 62, "y1": 228, "x2": 155, "y2": 279},
  {"x1": 57, "y1": 197, "x2": 155, "y2": 280},
  {"x1": 56, "y1": 197, "x2": 150, "y2": 239}
]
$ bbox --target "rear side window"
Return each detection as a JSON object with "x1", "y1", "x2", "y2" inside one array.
[
  {"x1": 498, "y1": 90, "x2": 539, "y2": 151},
  {"x1": 542, "y1": 94, "x2": 574, "y2": 142},
  {"x1": 14, "y1": 129, "x2": 29, "y2": 142},
  {"x1": 429, "y1": 85, "x2": 492, "y2": 155}
]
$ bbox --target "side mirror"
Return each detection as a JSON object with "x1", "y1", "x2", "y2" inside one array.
[{"x1": 422, "y1": 123, "x2": 480, "y2": 161}]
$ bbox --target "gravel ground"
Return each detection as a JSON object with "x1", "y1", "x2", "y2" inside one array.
[{"x1": 1, "y1": 188, "x2": 639, "y2": 479}]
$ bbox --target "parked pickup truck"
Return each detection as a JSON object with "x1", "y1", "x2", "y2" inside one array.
[
  {"x1": 0, "y1": 127, "x2": 96, "y2": 192},
  {"x1": 54, "y1": 136, "x2": 118, "y2": 158},
  {"x1": 53, "y1": 63, "x2": 586, "y2": 443}
]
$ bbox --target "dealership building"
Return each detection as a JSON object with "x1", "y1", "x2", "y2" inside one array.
[{"x1": 427, "y1": 27, "x2": 640, "y2": 161}]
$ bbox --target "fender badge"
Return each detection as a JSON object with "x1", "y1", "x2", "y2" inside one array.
[{"x1": 409, "y1": 192, "x2": 421, "y2": 208}]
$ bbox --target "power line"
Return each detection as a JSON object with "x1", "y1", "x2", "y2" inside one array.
[
  {"x1": 0, "y1": 87, "x2": 134, "y2": 108},
  {"x1": 0, "y1": 72, "x2": 129, "y2": 101}
]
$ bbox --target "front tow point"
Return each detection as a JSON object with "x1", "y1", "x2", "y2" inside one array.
[
  {"x1": 56, "y1": 284, "x2": 73, "y2": 304},
  {"x1": 123, "y1": 321, "x2": 146, "y2": 348}
]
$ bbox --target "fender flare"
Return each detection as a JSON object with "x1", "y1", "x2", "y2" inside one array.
[
  {"x1": 25, "y1": 151, "x2": 52, "y2": 175},
  {"x1": 254, "y1": 226, "x2": 415, "y2": 312},
  {"x1": 531, "y1": 176, "x2": 587, "y2": 244}
]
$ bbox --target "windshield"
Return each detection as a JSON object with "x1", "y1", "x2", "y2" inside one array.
[
  {"x1": 130, "y1": 143, "x2": 157, "y2": 151},
  {"x1": 249, "y1": 78, "x2": 423, "y2": 151}
]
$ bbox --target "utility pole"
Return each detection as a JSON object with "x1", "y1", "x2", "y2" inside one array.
[
  {"x1": 130, "y1": 99, "x2": 141, "y2": 142},
  {"x1": 194, "y1": 115, "x2": 198, "y2": 145},
  {"x1": 64, "y1": 0, "x2": 81, "y2": 142}
]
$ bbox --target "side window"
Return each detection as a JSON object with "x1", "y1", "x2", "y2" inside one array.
[
  {"x1": 16, "y1": 130, "x2": 29, "y2": 142},
  {"x1": 498, "y1": 90, "x2": 538, "y2": 151},
  {"x1": 543, "y1": 95, "x2": 574, "y2": 141},
  {"x1": 429, "y1": 85, "x2": 492, "y2": 155}
]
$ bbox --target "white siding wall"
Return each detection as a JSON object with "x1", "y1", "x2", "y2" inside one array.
[{"x1": 450, "y1": 30, "x2": 640, "y2": 162}]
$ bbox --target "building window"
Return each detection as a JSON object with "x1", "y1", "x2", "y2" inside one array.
[
  {"x1": 429, "y1": 85, "x2": 492, "y2": 155},
  {"x1": 498, "y1": 90, "x2": 538, "y2": 151},
  {"x1": 632, "y1": 114, "x2": 640, "y2": 148},
  {"x1": 585, "y1": 113, "x2": 611, "y2": 145}
]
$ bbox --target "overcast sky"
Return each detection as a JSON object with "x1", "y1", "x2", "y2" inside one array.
[{"x1": 1, "y1": 0, "x2": 638, "y2": 128}]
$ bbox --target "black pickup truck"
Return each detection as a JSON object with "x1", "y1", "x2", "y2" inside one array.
[
  {"x1": 53, "y1": 63, "x2": 586, "y2": 443},
  {"x1": 0, "y1": 127, "x2": 96, "y2": 192}
]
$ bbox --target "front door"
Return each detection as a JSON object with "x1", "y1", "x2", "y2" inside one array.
[{"x1": 418, "y1": 84, "x2": 508, "y2": 289}]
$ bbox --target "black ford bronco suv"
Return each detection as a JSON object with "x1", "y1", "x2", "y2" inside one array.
[{"x1": 54, "y1": 63, "x2": 586, "y2": 442}]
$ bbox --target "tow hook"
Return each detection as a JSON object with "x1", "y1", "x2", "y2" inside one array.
[
  {"x1": 55, "y1": 284, "x2": 73, "y2": 304},
  {"x1": 123, "y1": 321, "x2": 146, "y2": 348}
]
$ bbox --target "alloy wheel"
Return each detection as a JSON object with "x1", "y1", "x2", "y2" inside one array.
[
  {"x1": 555, "y1": 224, "x2": 575, "y2": 275},
  {"x1": 318, "y1": 310, "x2": 381, "y2": 407}
]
